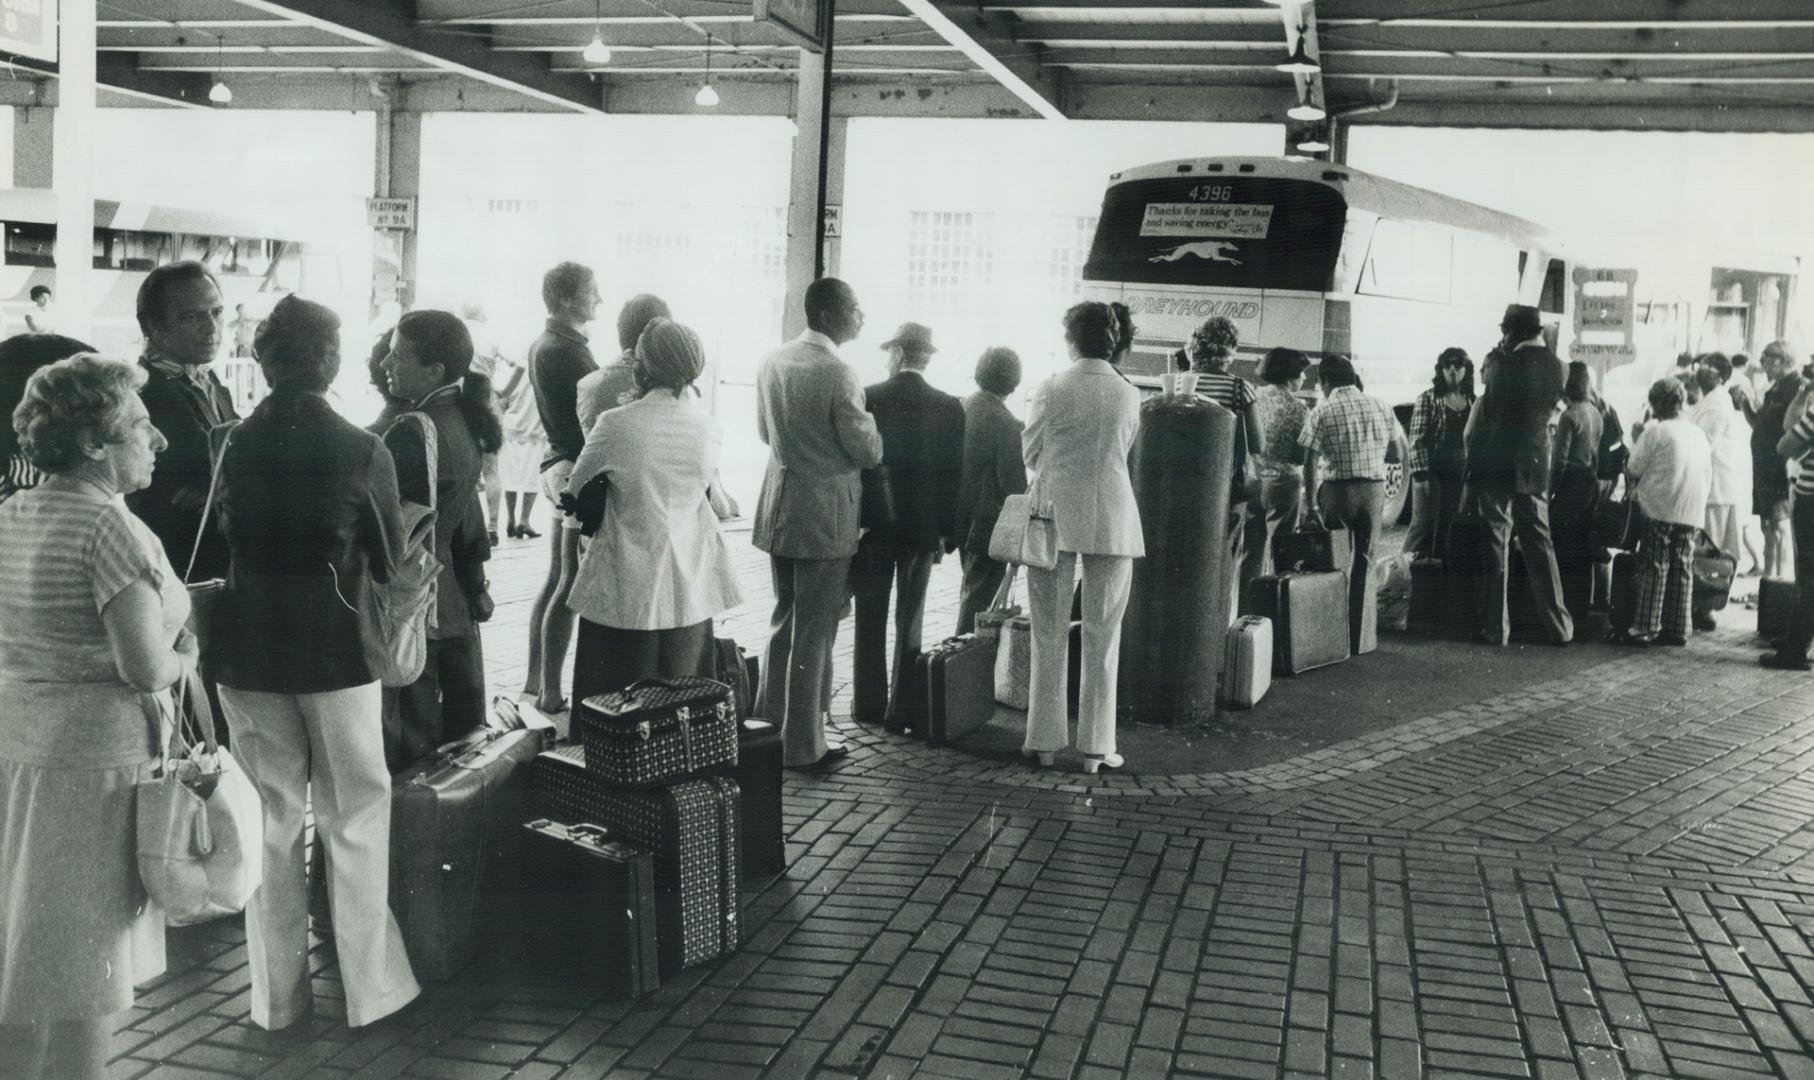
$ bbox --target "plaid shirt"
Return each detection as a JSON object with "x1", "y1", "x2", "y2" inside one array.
[{"x1": 1300, "y1": 386, "x2": 1398, "y2": 481}]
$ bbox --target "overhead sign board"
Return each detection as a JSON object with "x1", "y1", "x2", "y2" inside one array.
[
  {"x1": 1, "y1": 0, "x2": 55, "y2": 64},
  {"x1": 754, "y1": 0, "x2": 825, "y2": 52},
  {"x1": 1571, "y1": 266, "x2": 1638, "y2": 364},
  {"x1": 366, "y1": 197, "x2": 416, "y2": 230}
]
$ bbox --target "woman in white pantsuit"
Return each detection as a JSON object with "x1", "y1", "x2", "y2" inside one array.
[
  {"x1": 1022, "y1": 301, "x2": 1144, "y2": 775},
  {"x1": 209, "y1": 296, "x2": 420, "y2": 1030}
]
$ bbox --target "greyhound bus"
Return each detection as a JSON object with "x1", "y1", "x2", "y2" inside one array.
[
  {"x1": 0, "y1": 188, "x2": 338, "y2": 412},
  {"x1": 1079, "y1": 156, "x2": 1575, "y2": 521}
]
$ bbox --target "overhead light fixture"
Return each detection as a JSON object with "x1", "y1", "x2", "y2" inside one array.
[
  {"x1": 695, "y1": 38, "x2": 719, "y2": 107},
  {"x1": 1276, "y1": 26, "x2": 1320, "y2": 75},
  {"x1": 581, "y1": 0, "x2": 610, "y2": 64},
  {"x1": 1296, "y1": 132, "x2": 1331, "y2": 153},
  {"x1": 209, "y1": 35, "x2": 232, "y2": 104},
  {"x1": 1287, "y1": 78, "x2": 1325, "y2": 122}
]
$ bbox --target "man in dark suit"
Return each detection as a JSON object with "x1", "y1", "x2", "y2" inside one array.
[
  {"x1": 954, "y1": 346, "x2": 1028, "y2": 633},
  {"x1": 127, "y1": 261, "x2": 238, "y2": 580},
  {"x1": 1466, "y1": 303, "x2": 1573, "y2": 646},
  {"x1": 851, "y1": 322, "x2": 967, "y2": 732}
]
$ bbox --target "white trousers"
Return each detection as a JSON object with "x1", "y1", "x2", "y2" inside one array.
[
  {"x1": 1024, "y1": 551, "x2": 1134, "y2": 757},
  {"x1": 219, "y1": 683, "x2": 420, "y2": 1030}
]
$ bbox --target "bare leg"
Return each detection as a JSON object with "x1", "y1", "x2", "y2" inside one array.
[
  {"x1": 522, "y1": 524, "x2": 562, "y2": 697},
  {"x1": 537, "y1": 526, "x2": 583, "y2": 713}
]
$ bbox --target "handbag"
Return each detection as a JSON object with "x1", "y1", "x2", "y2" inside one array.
[
  {"x1": 993, "y1": 614, "x2": 1032, "y2": 710},
  {"x1": 136, "y1": 669, "x2": 264, "y2": 926},
  {"x1": 1692, "y1": 534, "x2": 1738, "y2": 611},
  {"x1": 365, "y1": 412, "x2": 441, "y2": 686},
  {"x1": 1593, "y1": 497, "x2": 1645, "y2": 552},
  {"x1": 987, "y1": 491, "x2": 1058, "y2": 571},
  {"x1": 974, "y1": 565, "x2": 1023, "y2": 642}
]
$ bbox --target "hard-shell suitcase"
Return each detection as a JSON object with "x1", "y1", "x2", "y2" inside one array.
[
  {"x1": 731, "y1": 719, "x2": 784, "y2": 879},
  {"x1": 575, "y1": 677, "x2": 738, "y2": 788},
  {"x1": 534, "y1": 746, "x2": 740, "y2": 975},
  {"x1": 389, "y1": 726, "x2": 543, "y2": 982},
  {"x1": 1759, "y1": 577, "x2": 1798, "y2": 645},
  {"x1": 518, "y1": 819, "x2": 660, "y2": 999},
  {"x1": 1273, "y1": 525, "x2": 1354, "y2": 575},
  {"x1": 713, "y1": 638, "x2": 755, "y2": 721},
  {"x1": 1407, "y1": 557, "x2": 1446, "y2": 636},
  {"x1": 919, "y1": 633, "x2": 996, "y2": 745},
  {"x1": 1248, "y1": 571, "x2": 1350, "y2": 675},
  {"x1": 1222, "y1": 616, "x2": 1272, "y2": 709}
]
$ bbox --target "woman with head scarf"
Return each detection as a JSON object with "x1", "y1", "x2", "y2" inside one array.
[{"x1": 564, "y1": 317, "x2": 745, "y2": 702}]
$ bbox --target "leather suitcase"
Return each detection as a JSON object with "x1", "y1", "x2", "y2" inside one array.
[
  {"x1": 1222, "y1": 616, "x2": 1272, "y2": 709},
  {"x1": 1692, "y1": 544, "x2": 1737, "y2": 613},
  {"x1": 534, "y1": 746, "x2": 740, "y2": 975},
  {"x1": 920, "y1": 633, "x2": 996, "y2": 745},
  {"x1": 576, "y1": 677, "x2": 738, "y2": 788},
  {"x1": 1273, "y1": 525, "x2": 1353, "y2": 574},
  {"x1": 1444, "y1": 514, "x2": 1491, "y2": 639},
  {"x1": 1248, "y1": 571, "x2": 1350, "y2": 675},
  {"x1": 1407, "y1": 557, "x2": 1445, "y2": 636},
  {"x1": 390, "y1": 727, "x2": 543, "y2": 982},
  {"x1": 518, "y1": 819, "x2": 660, "y2": 999},
  {"x1": 713, "y1": 638, "x2": 756, "y2": 721},
  {"x1": 731, "y1": 719, "x2": 784, "y2": 879},
  {"x1": 1759, "y1": 577, "x2": 1798, "y2": 646}
]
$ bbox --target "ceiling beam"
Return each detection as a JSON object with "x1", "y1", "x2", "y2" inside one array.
[
  {"x1": 227, "y1": 0, "x2": 605, "y2": 113},
  {"x1": 896, "y1": 0, "x2": 1065, "y2": 119}
]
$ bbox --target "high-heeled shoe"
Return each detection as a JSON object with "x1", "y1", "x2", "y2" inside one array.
[
  {"x1": 1020, "y1": 747, "x2": 1055, "y2": 768},
  {"x1": 517, "y1": 523, "x2": 542, "y2": 539},
  {"x1": 1082, "y1": 753, "x2": 1124, "y2": 775}
]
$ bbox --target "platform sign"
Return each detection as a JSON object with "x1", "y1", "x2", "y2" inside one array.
[
  {"x1": 2, "y1": 0, "x2": 54, "y2": 64},
  {"x1": 1570, "y1": 266, "x2": 1639, "y2": 365},
  {"x1": 822, "y1": 204, "x2": 841, "y2": 238},
  {"x1": 754, "y1": 0, "x2": 825, "y2": 52},
  {"x1": 366, "y1": 197, "x2": 416, "y2": 231}
]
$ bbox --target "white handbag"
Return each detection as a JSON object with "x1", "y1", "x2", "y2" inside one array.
[
  {"x1": 993, "y1": 613, "x2": 1032, "y2": 710},
  {"x1": 987, "y1": 492, "x2": 1058, "y2": 571},
  {"x1": 136, "y1": 670, "x2": 264, "y2": 926}
]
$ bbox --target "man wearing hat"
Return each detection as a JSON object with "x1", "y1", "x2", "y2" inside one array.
[
  {"x1": 851, "y1": 322, "x2": 967, "y2": 732},
  {"x1": 1465, "y1": 303, "x2": 1573, "y2": 645},
  {"x1": 752, "y1": 278, "x2": 884, "y2": 769}
]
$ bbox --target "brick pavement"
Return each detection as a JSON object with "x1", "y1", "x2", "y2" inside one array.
[{"x1": 111, "y1": 524, "x2": 1814, "y2": 1079}]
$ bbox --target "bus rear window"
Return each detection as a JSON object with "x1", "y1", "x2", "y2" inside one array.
[{"x1": 1082, "y1": 177, "x2": 1346, "y2": 291}]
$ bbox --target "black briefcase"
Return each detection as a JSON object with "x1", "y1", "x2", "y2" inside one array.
[{"x1": 518, "y1": 819, "x2": 660, "y2": 999}]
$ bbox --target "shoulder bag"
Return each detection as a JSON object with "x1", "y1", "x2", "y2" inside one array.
[
  {"x1": 987, "y1": 490, "x2": 1058, "y2": 570},
  {"x1": 366, "y1": 411, "x2": 441, "y2": 686},
  {"x1": 136, "y1": 669, "x2": 263, "y2": 925}
]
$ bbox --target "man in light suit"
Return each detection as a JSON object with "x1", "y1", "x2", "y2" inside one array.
[
  {"x1": 851, "y1": 322, "x2": 967, "y2": 733},
  {"x1": 753, "y1": 278, "x2": 884, "y2": 768}
]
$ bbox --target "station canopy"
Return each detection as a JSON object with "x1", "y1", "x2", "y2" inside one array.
[{"x1": 24, "y1": 0, "x2": 1814, "y2": 132}]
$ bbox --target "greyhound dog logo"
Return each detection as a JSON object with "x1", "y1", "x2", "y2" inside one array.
[{"x1": 1150, "y1": 240, "x2": 1243, "y2": 265}]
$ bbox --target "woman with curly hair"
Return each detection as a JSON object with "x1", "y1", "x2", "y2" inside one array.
[
  {"x1": 1188, "y1": 315, "x2": 1266, "y2": 606},
  {"x1": 1405, "y1": 347, "x2": 1476, "y2": 559}
]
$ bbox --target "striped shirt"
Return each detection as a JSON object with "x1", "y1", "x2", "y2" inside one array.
[
  {"x1": 1792, "y1": 409, "x2": 1814, "y2": 497},
  {"x1": 1300, "y1": 386, "x2": 1399, "y2": 481},
  {"x1": 0, "y1": 479, "x2": 189, "y2": 767},
  {"x1": 1194, "y1": 370, "x2": 1257, "y2": 412}
]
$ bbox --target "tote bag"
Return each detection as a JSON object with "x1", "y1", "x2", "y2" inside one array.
[{"x1": 136, "y1": 670, "x2": 264, "y2": 926}]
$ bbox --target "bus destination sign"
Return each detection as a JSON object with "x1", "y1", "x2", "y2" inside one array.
[{"x1": 1138, "y1": 202, "x2": 1274, "y2": 241}]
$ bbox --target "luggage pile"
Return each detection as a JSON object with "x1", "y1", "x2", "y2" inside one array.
[{"x1": 1222, "y1": 524, "x2": 1355, "y2": 709}]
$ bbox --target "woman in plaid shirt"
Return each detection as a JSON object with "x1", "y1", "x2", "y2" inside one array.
[{"x1": 1404, "y1": 348, "x2": 1476, "y2": 560}]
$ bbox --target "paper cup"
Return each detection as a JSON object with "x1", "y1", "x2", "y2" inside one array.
[{"x1": 1177, "y1": 371, "x2": 1200, "y2": 396}]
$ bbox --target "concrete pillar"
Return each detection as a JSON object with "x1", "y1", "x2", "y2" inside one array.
[
  {"x1": 53, "y1": 6, "x2": 96, "y2": 341},
  {"x1": 782, "y1": 47, "x2": 840, "y2": 339},
  {"x1": 13, "y1": 105, "x2": 53, "y2": 189},
  {"x1": 371, "y1": 89, "x2": 422, "y2": 318}
]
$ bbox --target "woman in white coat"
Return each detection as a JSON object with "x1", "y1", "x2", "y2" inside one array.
[
  {"x1": 1021, "y1": 301, "x2": 1144, "y2": 774},
  {"x1": 564, "y1": 318, "x2": 745, "y2": 703}
]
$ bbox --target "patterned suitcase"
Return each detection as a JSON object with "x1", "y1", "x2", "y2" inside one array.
[
  {"x1": 1248, "y1": 571, "x2": 1350, "y2": 675},
  {"x1": 576, "y1": 677, "x2": 738, "y2": 788},
  {"x1": 518, "y1": 820, "x2": 660, "y2": 999},
  {"x1": 919, "y1": 633, "x2": 996, "y2": 745},
  {"x1": 731, "y1": 719, "x2": 784, "y2": 879},
  {"x1": 1222, "y1": 615, "x2": 1272, "y2": 709},
  {"x1": 1759, "y1": 577, "x2": 1798, "y2": 645},
  {"x1": 534, "y1": 746, "x2": 740, "y2": 975},
  {"x1": 1407, "y1": 557, "x2": 1445, "y2": 636}
]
